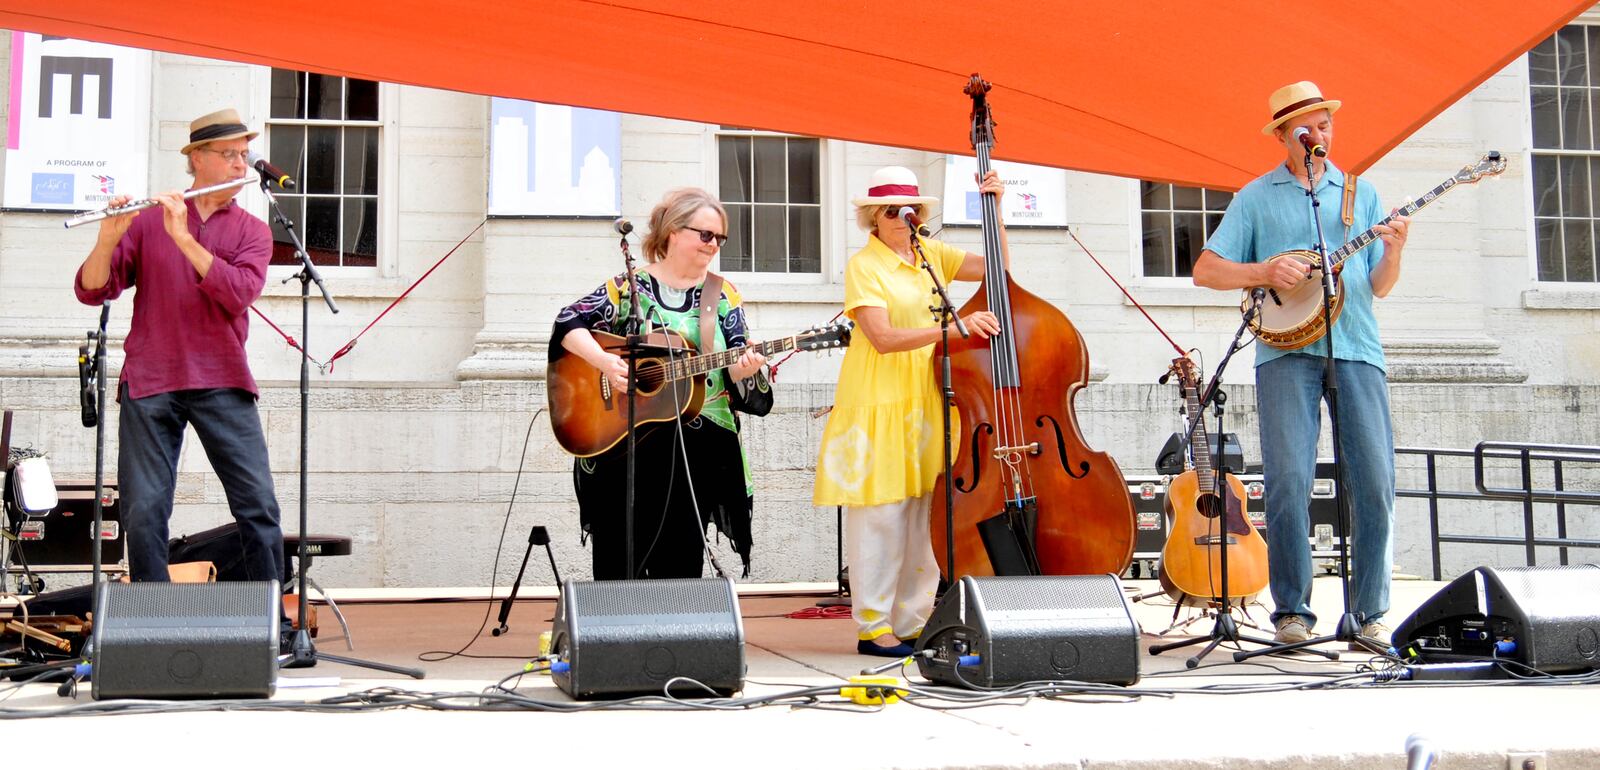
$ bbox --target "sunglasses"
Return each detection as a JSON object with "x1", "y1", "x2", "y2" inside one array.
[
  {"x1": 683, "y1": 226, "x2": 728, "y2": 247},
  {"x1": 882, "y1": 205, "x2": 924, "y2": 218}
]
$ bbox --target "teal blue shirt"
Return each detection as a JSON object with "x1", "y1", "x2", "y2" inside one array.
[{"x1": 1205, "y1": 161, "x2": 1388, "y2": 372}]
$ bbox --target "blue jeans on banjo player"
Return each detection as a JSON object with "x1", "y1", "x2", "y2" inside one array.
[
  {"x1": 1256, "y1": 354, "x2": 1394, "y2": 630},
  {"x1": 118, "y1": 384, "x2": 285, "y2": 584}
]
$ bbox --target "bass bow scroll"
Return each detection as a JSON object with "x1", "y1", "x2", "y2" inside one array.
[{"x1": 931, "y1": 75, "x2": 1137, "y2": 580}]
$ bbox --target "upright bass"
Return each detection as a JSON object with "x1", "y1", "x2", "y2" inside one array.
[{"x1": 931, "y1": 76, "x2": 1137, "y2": 579}]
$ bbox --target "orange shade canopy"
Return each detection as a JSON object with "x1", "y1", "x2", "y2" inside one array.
[{"x1": 1, "y1": 1, "x2": 1590, "y2": 190}]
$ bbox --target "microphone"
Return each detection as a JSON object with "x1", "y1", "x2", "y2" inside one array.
[
  {"x1": 246, "y1": 151, "x2": 296, "y2": 189},
  {"x1": 1293, "y1": 127, "x2": 1327, "y2": 158},
  {"x1": 895, "y1": 206, "x2": 931, "y2": 237},
  {"x1": 613, "y1": 218, "x2": 634, "y2": 236},
  {"x1": 1243, "y1": 287, "x2": 1267, "y2": 322},
  {"x1": 1404, "y1": 733, "x2": 1439, "y2": 770},
  {"x1": 78, "y1": 336, "x2": 97, "y2": 428}
]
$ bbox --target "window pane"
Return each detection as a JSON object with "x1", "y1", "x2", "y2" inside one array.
[
  {"x1": 1559, "y1": 26, "x2": 1588, "y2": 86},
  {"x1": 1141, "y1": 211, "x2": 1172, "y2": 277},
  {"x1": 307, "y1": 74, "x2": 343, "y2": 120},
  {"x1": 305, "y1": 126, "x2": 340, "y2": 194},
  {"x1": 343, "y1": 198, "x2": 378, "y2": 267},
  {"x1": 1532, "y1": 155, "x2": 1560, "y2": 218},
  {"x1": 1531, "y1": 86, "x2": 1561, "y2": 148},
  {"x1": 787, "y1": 139, "x2": 818, "y2": 204},
  {"x1": 1561, "y1": 87, "x2": 1592, "y2": 150},
  {"x1": 269, "y1": 126, "x2": 306, "y2": 182},
  {"x1": 789, "y1": 205, "x2": 820, "y2": 273},
  {"x1": 270, "y1": 69, "x2": 303, "y2": 119},
  {"x1": 753, "y1": 138, "x2": 787, "y2": 203},
  {"x1": 1530, "y1": 35, "x2": 1558, "y2": 86},
  {"x1": 1205, "y1": 188, "x2": 1233, "y2": 210},
  {"x1": 1140, "y1": 181, "x2": 1170, "y2": 210},
  {"x1": 305, "y1": 198, "x2": 341, "y2": 266},
  {"x1": 1535, "y1": 218, "x2": 1563, "y2": 281},
  {"x1": 346, "y1": 79, "x2": 378, "y2": 121},
  {"x1": 718, "y1": 137, "x2": 751, "y2": 203},
  {"x1": 1560, "y1": 155, "x2": 1590, "y2": 217},
  {"x1": 344, "y1": 126, "x2": 379, "y2": 195},
  {"x1": 1205, "y1": 213, "x2": 1223, "y2": 239},
  {"x1": 1171, "y1": 185, "x2": 1203, "y2": 210},
  {"x1": 1173, "y1": 212, "x2": 1204, "y2": 277},
  {"x1": 721, "y1": 203, "x2": 752, "y2": 272},
  {"x1": 753, "y1": 205, "x2": 786, "y2": 271},
  {"x1": 269, "y1": 196, "x2": 306, "y2": 265},
  {"x1": 1563, "y1": 219, "x2": 1593, "y2": 280}
]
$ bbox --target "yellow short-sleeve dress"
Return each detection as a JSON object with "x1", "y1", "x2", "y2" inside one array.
[{"x1": 813, "y1": 233, "x2": 966, "y2": 507}]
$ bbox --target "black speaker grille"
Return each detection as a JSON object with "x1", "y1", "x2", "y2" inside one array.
[
  {"x1": 572, "y1": 578, "x2": 732, "y2": 617},
  {"x1": 102, "y1": 581, "x2": 269, "y2": 628},
  {"x1": 977, "y1": 575, "x2": 1129, "y2": 617},
  {"x1": 1491, "y1": 564, "x2": 1600, "y2": 617}
]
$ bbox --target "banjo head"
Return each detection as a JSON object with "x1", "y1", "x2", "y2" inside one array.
[{"x1": 1243, "y1": 251, "x2": 1344, "y2": 349}]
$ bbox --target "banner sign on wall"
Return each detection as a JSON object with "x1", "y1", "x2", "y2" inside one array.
[
  {"x1": 489, "y1": 98, "x2": 621, "y2": 216},
  {"x1": 941, "y1": 155, "x2": 1068, "y2": 227},
  {"x1": 4, "y1": 33, "x2": 152, "y2": 211}
]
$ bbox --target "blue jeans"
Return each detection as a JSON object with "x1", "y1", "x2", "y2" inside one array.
[
  {"x1": 1256, "y1": 354, "x2": 1394, "y2": 628},
  {"x1": 118, "y1": 385, "x2": 284, "y2": 584}
]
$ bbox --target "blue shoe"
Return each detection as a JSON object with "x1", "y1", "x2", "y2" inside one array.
[{"x1": 857, "y1": 639, "x2": 915, "y2": 658}]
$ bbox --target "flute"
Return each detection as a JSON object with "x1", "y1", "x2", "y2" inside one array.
[{"x1": 62, "y1": 175, "x2": 258, "y2": 229}]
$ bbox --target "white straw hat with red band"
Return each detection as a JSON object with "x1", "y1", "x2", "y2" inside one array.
[{"x1": 851, "y1": 165, "x2": 940, "y2": 212}]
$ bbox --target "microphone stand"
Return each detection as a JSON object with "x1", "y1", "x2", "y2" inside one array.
[
  {"x1": 1237, "y1": 148, "x2": 1388, "y2": 662},
  {"x1": 87, "y1": 301, "x2": 111, "y2": 631},
  {"x1": 262, "y1": 178, "x2": 423, "y2": 678},
  {"x1": 908, "y1": 229, "x2": 968, "y2": 590},
  {"x1": 618, "y1": 229, "x2": 646, "y2": 579},
  {"x1": 1149, "y1": 293, "x2": 1335, "y2": 665}
]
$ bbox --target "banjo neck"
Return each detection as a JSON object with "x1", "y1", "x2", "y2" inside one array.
[{"x1": 1320, "y1": 175, "x2": 1457, "y2": 271}]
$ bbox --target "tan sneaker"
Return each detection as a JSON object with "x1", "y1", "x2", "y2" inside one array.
[
  {"x1": 1350, "y1": 621, "x2": 1392, "y2": 651},
  {"x1": 1274, "y1": 615, "x2": 1311, "y2": 644}
]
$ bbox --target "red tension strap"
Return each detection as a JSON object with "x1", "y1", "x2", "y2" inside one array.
[{"x1": 251, "y1": 218, "x2": 488, "y2": 372}]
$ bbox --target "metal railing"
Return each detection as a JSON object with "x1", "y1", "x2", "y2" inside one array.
[{"x1": 1396, "y1": 442, "x2": 1600, "y2": 579}]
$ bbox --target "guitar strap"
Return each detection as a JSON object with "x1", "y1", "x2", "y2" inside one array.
[
  {"x1": 698, "y1": 271, "x2": 724, "y2": 354},
  {"x1": 1341, "y1": 173, "x2": 1359, "y2": 228}
]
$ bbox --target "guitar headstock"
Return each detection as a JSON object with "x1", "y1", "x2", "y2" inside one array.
[
  {"x1": 1454, "y1": 151, "x2": 1507, "y2": 185},
  {"x1": 1167, "y1": 355, "x2": 1202, "y2": 394},
  {"x1": 965, "y1": 73, "x2": 995, "y2": 150},
  {"x1": 799, "y1": 320, "x2": 853, "y2": 351}
]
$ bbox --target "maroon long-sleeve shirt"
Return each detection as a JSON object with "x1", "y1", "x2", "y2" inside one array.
[{"x1": 74, "y1": 197, "x2": 271, "y2": 400}]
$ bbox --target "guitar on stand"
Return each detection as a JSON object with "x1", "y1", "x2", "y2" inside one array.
[
  {"x1": 1157, "y1": 355, "x2": 1269, "y2": 606},
  {"x1": 548, "y1": 322, "x2": 851, "y2": 457}
]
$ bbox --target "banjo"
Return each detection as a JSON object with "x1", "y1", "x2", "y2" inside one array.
[{"x1": 1244, "y1": 152, "x2": 1506, "y2": 350}]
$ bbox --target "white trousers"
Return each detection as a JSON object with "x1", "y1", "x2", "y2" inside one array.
[{"x1": 845, "y1": 493, "x2": 940, "y2": 640}]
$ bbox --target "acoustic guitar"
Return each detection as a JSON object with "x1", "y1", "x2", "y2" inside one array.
[
  {"x1": 1157, "y1": 355, "x2": 1269, "y2": 602},
  {"x1": 548, "y1": 321, "x2": 851, "y2": 457},
  {"x1": 1244, "y1": 152, "x2": 1506, "y2": 350}
]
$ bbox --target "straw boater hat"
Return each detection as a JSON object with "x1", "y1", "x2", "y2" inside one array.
[
  {"x1": 180, "y1": 108, "x2": 259, "y2": 155},
  {"x1": 851, "y1": 166, "x2": 940, "y2": 214},
  {"x1": 1261, "y1": 81, "x2": 1341, "y2": 135}
]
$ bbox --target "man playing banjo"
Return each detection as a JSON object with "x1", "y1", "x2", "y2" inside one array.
[{"x1": 1191, "y1": 82, "x2": 1410, "y2": 646}]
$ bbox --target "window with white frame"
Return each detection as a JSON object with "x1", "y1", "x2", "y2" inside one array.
[
  {"x1": 1529, "y1": 25, "x2": 1600, "y2": 282},
  {"x1": 266, "y1": 69, "x2": 380, "y2": 268},
  {"x1": 1139, "y1": 181, "x2": 1231, "y2": 278},
  {"x1": 715, "y1": 128, "x2": 821, "y2": 274}
]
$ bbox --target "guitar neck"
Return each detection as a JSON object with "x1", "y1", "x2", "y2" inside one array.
[
  {"x1": 1184, "y1": 384, "x2": 1214, "y2": 489},
  {"x1": 1327, "y1": 176, "x2": 1458, "y2": 270},
  {"x1": 667, "y1": 336, "x2": 799, "y2": 381}
]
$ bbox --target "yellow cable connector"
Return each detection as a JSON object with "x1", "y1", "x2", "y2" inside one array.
[{"x1": 841, "y1": 675, "x2": 906, "y2": 705}]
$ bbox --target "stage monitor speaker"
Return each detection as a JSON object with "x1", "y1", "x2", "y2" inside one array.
[
  {"x1": 916, "y1": 574, "x2": 1140, "y2": 687},
  {"x1": 91, "y1": 580, "x2": 279, "y2": 700},
  {"x1": 551, "y1": 577, "x2": 744, "y2": 700},
  {"x1": 1393, "y1": 564, "x2": 1600, "y2": 673}
]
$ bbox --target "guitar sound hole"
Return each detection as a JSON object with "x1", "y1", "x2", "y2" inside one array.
[
  {"x1": 634, "y1": 359, "x2": 667, "y2": 396},
  {"x1": 1196, "y1": 493, "x2": 1222, "y2": 519}
]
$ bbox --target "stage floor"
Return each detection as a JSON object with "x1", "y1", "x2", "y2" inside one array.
[{"x1": 4, "y1": 576, "x2": 1598, "y2": 769}]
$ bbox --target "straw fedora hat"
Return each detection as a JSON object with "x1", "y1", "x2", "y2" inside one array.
[
  {"x1": 181, "y1": 108, "x2": 259, "y2": 155},
  {"x1": 1261, "y1": 81, "x2": 1341, "y2": 135},
  {"x1": 851, "y1": 166, "x2": 940, "y2": 213}
]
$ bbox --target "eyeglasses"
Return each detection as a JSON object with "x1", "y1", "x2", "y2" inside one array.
[
  {"x1": 683, "y1": 226, "x2": 728, "y2": 247},
  {"x1": 200, "y1": 148, "x2": 250, "y2": 163},
  {"x1": 882, "y1": 205, "x2": 923, "y2": 218}
]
